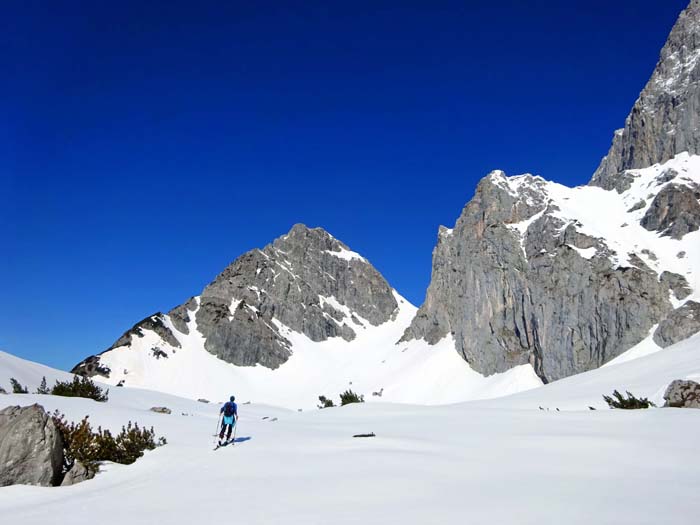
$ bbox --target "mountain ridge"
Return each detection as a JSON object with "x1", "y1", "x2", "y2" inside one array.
[{"x1": 71, "y1": 0, "x2": 700, "y2": 404}]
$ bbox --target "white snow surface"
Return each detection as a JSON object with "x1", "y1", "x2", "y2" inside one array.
[
  {"x1": 486, "y1": 332, "x2": 700, "y2": 410},
  {"x1": 85, "y1": 291, "x2": 542, "y2": 409},
  {"x1": 504, "y1": 152, "x2": 700, "y2": 300},
  {"x1": 324, "y1": 246, "x2": 367, "y2": 262},
  {"x1": 2, "y1": 336, "x2": 700, "y2": 524}
]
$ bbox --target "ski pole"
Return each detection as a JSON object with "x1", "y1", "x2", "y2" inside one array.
[
  {"x1": 213, "y1": 413, "x2": 222, "y2": 444},
  {"x1": 232, "y1": 417, "x2": 238, "y2": 445}
]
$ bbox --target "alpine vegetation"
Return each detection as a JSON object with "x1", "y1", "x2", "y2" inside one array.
[
  {"x1": 10, "y1": 378, "x2": 28, "y2": 394},
  {"x1": 35, "y1": 376, "x2": 50, "y2": 395},
  {"x1": 51, "y1": 376, "x2": 109, "y2": 402},
  {"x1": 339, "y1": 389, "x2": 365, "y2": 406},
  {"x1": 51, "y1": 411, "x2": 166, "y2": 476},
  {"x1": 603, "y1": 390, "x2": 657, "y2": 409}
]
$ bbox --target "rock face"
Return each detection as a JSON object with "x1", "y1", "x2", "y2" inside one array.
[
  {"x1": 401, "y1": 173, "x2": 673, "y2": 382},
  {"x1": 71, "y1": 2, "x2": 700, "y2": 396},
  {"x1": 660, "y1": 271, "x2": 692, "y2": 300},
  {"x1": 591, "y1": 0, "x2": 700, "y2": 189},
  {"x1": 402, "y1": 1, "x2": 700, "y2": 383},
  {"x1": 663, "y1": 379, "x2": 700, "y2": 408},
  {"x1": 640, "y1": 183, "x2": 700, "y2": 239},
  {"x1": 0, "y1": 404, "x2": 64, "y2": 487},
  {"x1": 74, "y1": 224, "x2": 399, "y2": 374},
  {"x1": 653, "y1": 301, "x2": 700, "y2": 347},
  {"x1": 192, "y1": 224, "x2": 397, "y2": 368}
]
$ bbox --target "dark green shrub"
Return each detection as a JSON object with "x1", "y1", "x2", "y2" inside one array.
[
  {"x1": 339, "y1": 389, "x2": 364, "y2": 406},
  {"x1": 51, "y1": 411, "x2": 166, "y2": 475},
  {"x1": 318, "y1": 395, "x2": 335, "y2": 409},
  {"x1": 35, "y1": 376, "x2": 50, "y2": 394},
  {"x1": 603, "y1": 390, "x2": 656, "y2": 409},
  {"x1": 10, "y1": 378, "x2": 28, "y2": 394},
  {"x1": 51, "y1": 375, "x2": 109, "y2": 402}
]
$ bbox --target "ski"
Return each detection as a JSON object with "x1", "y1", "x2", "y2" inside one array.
[{"x1": 213, "y1": 438, "x2": 234, "y2": 450}]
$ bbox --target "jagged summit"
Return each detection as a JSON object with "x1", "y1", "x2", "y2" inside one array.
[
  {"x1": 402, "y1": 2, "x2": 700, "y2": 384},
  {"x1": 403, "y1": 150, "x2": 700, "y2": 383},
  {"x1": 592, "y1": 0, "x2": 700, "y2": 189},
  {"x1": 75, "y1": 223, "x2": 399, "y2": 376}
]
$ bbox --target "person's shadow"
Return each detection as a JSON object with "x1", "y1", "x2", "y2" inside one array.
[{"x1": 233, "y1": 436, "x2": 252, "y2": 444}]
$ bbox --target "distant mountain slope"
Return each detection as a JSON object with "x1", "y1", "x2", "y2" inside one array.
[
  {"x1": 69, "y1": 225, "x2": 542, "y2": 408},
  {"x1": 68, "y1": 1, "x2": 700, "y2": 404},
  {"x1": 402, "y1": 1, "x2": 700, "y2": 383}
]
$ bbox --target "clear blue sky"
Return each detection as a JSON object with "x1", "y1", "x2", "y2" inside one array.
[{"x1": 1, "y1": 0, "x2": 689, "y2": 370}]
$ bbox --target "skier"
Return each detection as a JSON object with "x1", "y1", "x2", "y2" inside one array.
[{"x1": 219, "y1": 395, "x2": 238, "y2": 445}]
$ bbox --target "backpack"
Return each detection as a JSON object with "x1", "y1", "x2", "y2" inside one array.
[{"x1": 223, "y1": 402, "x2": 236, "y2": 417}]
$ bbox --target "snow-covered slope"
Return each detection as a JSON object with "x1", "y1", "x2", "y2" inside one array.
[
  {"x1": 499, "y1": 152, "x2": 700, "y2": 298},
  {"x1": 402, "y1": 151, "x2": 700, "y2": 383},
  {"x1": 58, "y1": 154, "x2": 700, "y2": 408},
  {"x1": 62, "y1": 292, "x2": 541, "y2": 409},
  {"x1": 486, "y1": 331, "x2": 700, "y2": 410},
  {"x1": 403, "y1": 0, "x2": 700, "y2": 386},
  {"x1": 2, "y1": 349, "x2": 699, "y2": 524}
]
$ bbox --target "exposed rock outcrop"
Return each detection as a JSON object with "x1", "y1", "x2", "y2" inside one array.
[
  {"x1": 192, "y1": 224, "x2": 397, "y2": 368},
  {"x1": 109, "y1": 314, "x2": 182, "y2": 351},
  {"x1": 640, "y1": 183, "x2": 700, "y2": 239},
  {"x1": 74, "y1": 224, "x2": 400, "y2": 374},
  {"x1": 660, "y1": 271, "x2": 692, "y2": 300},
  {"x1": 0, "y1": 404, "x2": 64, "y2": 487},
  {"x1": 653, "y1": 301, "x2": 700, "y2": 347},
  {"x1": 592, "y1": 0, "x2": 700, "y2": 188},
  {"x1": 403, "y1": 1, "x2": 700, "y2": 383},
  {"x1": 663, "y1": 379, "x2": 700, "y2": 408},
  {"x1": 401, "y1": 173, "x2": 673, "y2": 382}
]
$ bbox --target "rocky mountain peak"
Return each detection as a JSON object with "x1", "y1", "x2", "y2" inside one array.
[
  {"x1": 74, "y1": 224, "x2": 401, "y2": 376},
  {"x1": 592, "y1": 0, "x2": 700, "y2": 189}
]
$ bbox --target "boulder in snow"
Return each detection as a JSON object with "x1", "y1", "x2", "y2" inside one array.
[
  {"x1": 150, "y1": 406, "x2": 172, "y2": 414},
  {"x1": 0, "y1": 404, "x2": 64, "y2": 487},
  {"x1": 60, "y1": 460, "x2": 93, "y2": 486},
  {"x1": 663, "y1": 380, "x2": 700, "y2": 408}
]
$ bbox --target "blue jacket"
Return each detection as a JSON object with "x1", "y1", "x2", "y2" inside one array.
[{"x1": 220, "y1": 401, "x2": 238, "y2": 418}]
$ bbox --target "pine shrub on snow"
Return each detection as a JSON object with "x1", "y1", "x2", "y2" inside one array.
[
  {"x1": 603, "y1": 390, "x2": 656, "y2": 409},
  {"x1": 51, "y1": 411, "x2": 167, "y2": 475},
  {"x1": 35, "y1": 376, "x2": 50, "y2": 394},
  {"x1": 10, "y1": 377, "x2": 28, "y2": 394},
  {"x1": 51, "y1": 375, "x2": 109, "y2": 402},
  {"x1": 339, "y1": 389, "x2": 364, "y2": 406},
  {"x1": 317, "y1": 395, "x2": 335, "y2": 409}
]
